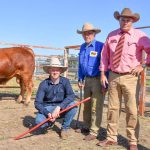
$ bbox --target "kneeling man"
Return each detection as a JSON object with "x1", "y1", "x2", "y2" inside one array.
[{"x1": 34, "y1": 57, "x2": 77, "y2": 139}]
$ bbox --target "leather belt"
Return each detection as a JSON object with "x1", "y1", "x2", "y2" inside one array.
[{"x1": 111, "y1": 71, "x2": 130, "y2": 75}]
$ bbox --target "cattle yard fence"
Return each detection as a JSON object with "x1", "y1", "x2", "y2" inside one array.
[{"x1": 0, "y1": 42, "x2": 149, "y2": 116}]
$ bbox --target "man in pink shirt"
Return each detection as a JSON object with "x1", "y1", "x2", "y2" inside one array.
[{"x1": 97, "y1": 8, "x2": 150, "y2": 150}]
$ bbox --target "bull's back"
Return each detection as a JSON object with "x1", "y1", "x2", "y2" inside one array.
[{"x1": 0, "y1": 47, "x2": 35, "y2": 83}]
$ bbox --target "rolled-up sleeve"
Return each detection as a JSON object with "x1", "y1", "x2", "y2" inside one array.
[
  {"x1": 100, "y1": 38, "x2": 110, "y2": 71},
  {"x1": 138, "y1": 34, "x2": 150, "y2": 65}
]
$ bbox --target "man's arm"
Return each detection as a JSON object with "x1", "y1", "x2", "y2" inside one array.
[
  {"x1": 139, "y1": 32, "x2": 150, "y2": 66},
  {"x1": 78, "y1": 54, "x2": 85, "y2": 82},
  {"x1": 131, "y1": 33, "x2": 150, "y2": 75},
  {"x1": 59, "y1": 79, "x2": 75, "y2": 109},
  {"x1": 99, "y1": 38, "x2": 110, "y2": 72},
  {"x1": 100, "y1": 38, "x2": 110, "y2": 88},
  {"x1": 34, "y1": 81, "x2": 49, "y2": 116}
]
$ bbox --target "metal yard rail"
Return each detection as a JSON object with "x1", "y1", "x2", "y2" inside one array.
[{"x1": 0, "y1": 29, "x2": 150, "y2": 116}]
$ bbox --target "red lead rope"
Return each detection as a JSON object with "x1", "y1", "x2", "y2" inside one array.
[{"x1": 14, "y1": 97, "x2": 91, "y2": 140}]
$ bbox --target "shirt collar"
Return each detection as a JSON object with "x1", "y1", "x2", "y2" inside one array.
[
  {"x1": 47, "y1": 76, "x2": 63, "y2": 85},
  {"x1": 118, "y1": 28, "x2": 134, "y2": 35},
  {"x1": 85, "y1": 39, "x2": 96, "y2": 48}
]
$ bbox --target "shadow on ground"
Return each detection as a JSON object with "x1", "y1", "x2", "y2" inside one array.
[
  {"x1": 20, "y1": 115, "x2": 150, "y2": 150},
  {"x1": 0, "y1": 93, "x2": 18, "y2": 100}
]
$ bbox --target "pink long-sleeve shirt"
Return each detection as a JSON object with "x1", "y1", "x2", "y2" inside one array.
[{"x1": 100, "y1": 28, "x2": 150, "y2": 73}]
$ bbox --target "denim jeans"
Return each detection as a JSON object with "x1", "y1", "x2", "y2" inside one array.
[{"x1": 35, "y1": 101, "x2": 77, "y2": 130}]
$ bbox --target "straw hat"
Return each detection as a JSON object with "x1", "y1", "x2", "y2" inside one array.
[
  {"x1": 43, "y1": 57, "x2": 67, "y2": 74},
  {"x1": 114, "y1": 8, "x2": 140, "y2": 22},
  {"x1": 77, "y1": 23, "x2": 101, "y2": 34}
]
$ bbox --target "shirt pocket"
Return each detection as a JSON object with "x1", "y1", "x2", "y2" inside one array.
[
  {"x1": 88, "y1": 54, "x2": 98, "y2": 67},
  {"x1": 108, "y1": 40, "x2": 118, "y2": 53},
  {"x1": 55, "y1": 86, "x2": 65, "y2": 101},
  {"x1": 127, "y1": 42, "x2": 137, "y2": 56}
]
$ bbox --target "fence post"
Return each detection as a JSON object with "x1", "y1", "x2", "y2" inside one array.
[
  {"x1": 64, "y1": 48, "x2": 69, "y2": 78},
  {"x1": 139, "y1": 69, "x2": 146, "y2": 116},
  {"x1": 139, "y1": 52, "x2": 146, "y2": 116}
]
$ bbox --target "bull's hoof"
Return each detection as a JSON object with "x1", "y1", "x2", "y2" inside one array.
[
  {"x1": 24, "y1": 101, "x2": 30, "y2": 106},
  {"x1": 17, "y1": 96, "x2": 23, "y2": 104},
  {"x1": 16, "y1": 100, "x2": 23, "y2": 104}
]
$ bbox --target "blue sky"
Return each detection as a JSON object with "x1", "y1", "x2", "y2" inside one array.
[{"x1": 0, "y1": 0, "x2": 150, "y2": 55}]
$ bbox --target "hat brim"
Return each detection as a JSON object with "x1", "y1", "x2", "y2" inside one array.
[
  {"x1": 77, "y1": 29, "x2": 101, "y2": 34},
  {"x1": 43, "y1": 66, "x2": 68, "y2": 74},
  {"x1": 114, "y1": 11, "x2": 140, "y2": 22}
]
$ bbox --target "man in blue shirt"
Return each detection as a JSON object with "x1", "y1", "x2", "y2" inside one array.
[
  {"x1": 77, "y1": 23, "x2": 105, "y2": 141},
  {"x1": 34, "y1": 57, "x2": 77, "y2": 140}
]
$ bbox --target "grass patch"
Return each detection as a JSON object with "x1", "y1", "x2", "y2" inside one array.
[
  {"x1": 0, "y1": 136, "x2": 6, "y2": 141},
  {"x1": 146, "y1": 79, "x2": 150, "y2": 85}
]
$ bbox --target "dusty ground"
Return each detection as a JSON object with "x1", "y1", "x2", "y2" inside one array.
[{"x1": 0, "y1": 96, "x2": 150, "y2": 150}]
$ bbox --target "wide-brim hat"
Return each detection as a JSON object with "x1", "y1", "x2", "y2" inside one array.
[
  {"x1": 77, "y1": 23, "x2": 101, "y2": 34},
  {"x1": 43, "y1": 57, "x2": 67, "y2": 74},
  {"x1": 114, "y1": 8, "x2": 140, "y2": 22}
]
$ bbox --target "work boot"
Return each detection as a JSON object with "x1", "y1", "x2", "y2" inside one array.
[
  {"x1": 60, "y1": 130, "x2": 69, "y2": 140},
  {"x1": 75, "y1": 128, "x2": 90, "y2": 134},
  {"x1": 83, "y1": 134, "x2": 96, "y2": 141},
  {"x1": 96, "y1": 139, "x2": 118, "y2": 147},
  {"x1": 34, "y1": 127, "x2": 48, "y2": 135},
  {"x1": 47, "y1": 122, "x2": 55, "y2": 130}
]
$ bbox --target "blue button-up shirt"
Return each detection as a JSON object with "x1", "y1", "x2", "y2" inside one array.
[
  {"x1": 78, "y1": 39, "x2": 104, "y2": 81},
  {"x1": 34, "y1": 76, "x2": 75, "y2": 116}
]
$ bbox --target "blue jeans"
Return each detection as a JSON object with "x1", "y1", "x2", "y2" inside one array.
[{"x1": 35, "y1": 101, "x2": 77, "y2": 130}]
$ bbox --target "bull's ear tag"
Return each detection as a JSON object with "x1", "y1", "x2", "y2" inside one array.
[{"x1": 90, "y1": 51, "x2": 97, "y2": 57}]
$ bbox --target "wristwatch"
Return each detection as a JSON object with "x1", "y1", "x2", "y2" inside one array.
[{"x1": 142, "y1": 64, "x2": 147, "y2": 68}]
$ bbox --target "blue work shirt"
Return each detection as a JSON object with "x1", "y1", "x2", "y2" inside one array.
[
  {"x1": 34, "y1": 76, "x2": 75, "y2": 116},
  {"x1": 78, "y1": 39, "x2": 104, "y2": 81}
]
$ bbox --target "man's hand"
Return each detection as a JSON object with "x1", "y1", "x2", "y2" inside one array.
[
  {"x1": 48, "y1": 113, "x2": 55, "y2": 122},
  {"x1": 52, "y1": 106, "x2": 61, "y2": 119},
  {"x1": 78, "y1": 81, "x2": 84, "y2": 89},
  {"x1": 100, "y1": 72, "x2": 108, "y2": 88},
  {"x1": 131, "y1": 65, "x2": 144, "y2": 76}
]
